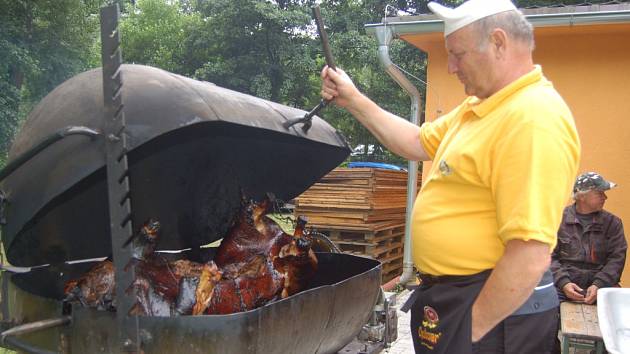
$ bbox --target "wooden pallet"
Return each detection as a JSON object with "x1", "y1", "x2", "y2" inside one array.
[
  {"x1": 294, "y1": 167, "x2": 414, "y2": 284},
  {"x1": 294, "y1": 167, "x2": 421, "y2": 231},
  {"x1": 306, "y1": 220, "x2": 404, "y2": 232},
  {"x1": 296, "y1": 207, "x2": 407, "y2": 223},
  {"x1": 315, "y1": 224, "x2": 405, "y2": 284},
  {"x1": 381, "y1": 255, "x2": 403, "y2": 284},
  {"x1": 316, "y1": 168, "x2": 419, "y2": 187},
  {"x1": 319, "y1": 224, "x2": 405, "y2": 243},
  {"x1": 334, "y1": 237, "x2": 402, "y2": 259},
  {"x1": 296, "y1": 188, "x2": 415, "y2": 209}
]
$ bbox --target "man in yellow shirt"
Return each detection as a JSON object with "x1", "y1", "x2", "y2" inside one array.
[{"x1": 320, "y1": 0, "x2": 580, "y2": 353}]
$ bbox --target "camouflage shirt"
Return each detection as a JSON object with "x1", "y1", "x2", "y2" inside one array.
[{"x1": 551, "y1": 204, "x2": 627, "y2": 290}]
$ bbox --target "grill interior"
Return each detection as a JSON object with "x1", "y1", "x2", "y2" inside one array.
[{"x1": 7, "y1": 121, "x2": 348, "y2": 266}]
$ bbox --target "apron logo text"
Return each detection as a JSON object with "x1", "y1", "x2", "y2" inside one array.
[{"x1": 418, "y1": 306, "x2": 443, "y2": 350}]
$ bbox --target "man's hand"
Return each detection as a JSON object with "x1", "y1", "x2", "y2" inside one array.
[
  {"x1": 562, "y1": 282, "x2": 585, "y2": 302},
  {"x1": 319, "y1": 65, "x2": 430, "y2": 161},
  {"x1": 320, "y1": 66, "x2": 361, "y2": 110},
  {"x1": 584, "y1": 284, "x2": 598, "y2": 304}
]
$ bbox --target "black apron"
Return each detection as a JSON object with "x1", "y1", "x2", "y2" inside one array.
[
  {"x1": 407, "y1": 270, "x2": 491, "y2": 354},
  {"x1": 403, "y1": 269, "x2": 558, "y2": 354}
]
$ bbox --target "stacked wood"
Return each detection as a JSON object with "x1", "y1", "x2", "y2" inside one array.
[
  {"x1": 294, "y1": 167, "x2": 420, "y2": 284},
  {"x1": 324, "y1": 226, "x2": 405, "y2": 284}
]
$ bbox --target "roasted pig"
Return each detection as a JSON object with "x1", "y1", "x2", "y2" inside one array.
[{"x1": 63, "y1": 196, "x2": 318, "y2": 316}]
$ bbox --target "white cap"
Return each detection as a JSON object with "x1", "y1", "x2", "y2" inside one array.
[{"x1": 428, "y1": 0, "x2": 518, "y2": 36}]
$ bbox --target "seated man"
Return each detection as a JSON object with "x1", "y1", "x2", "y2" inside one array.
[{"x1": 551, "y1": 172, "x2": 627, "y2": 304}]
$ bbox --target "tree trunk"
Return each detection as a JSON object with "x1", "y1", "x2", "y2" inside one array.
[
  {"x1": 265, "y1": 29, "x2": 283, "y2": 102},
  {"x1": 9, "y1": 66, "x2": 24, "y2": 91}
]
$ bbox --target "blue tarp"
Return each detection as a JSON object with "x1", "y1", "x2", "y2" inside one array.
[{"x1": 347, "y1": 161, "x2": 406, "y2": 171}]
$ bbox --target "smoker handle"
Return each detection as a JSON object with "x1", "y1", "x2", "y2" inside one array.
[
  {"x1": 283, "y1": 5, "x2": 336, "y2": 133},
  {"x1": 313, "y1": 6, "x2": 336, "y2": 72},
  {"x1": 0, "y1": 126, "x2": 100, "y2": 183}
]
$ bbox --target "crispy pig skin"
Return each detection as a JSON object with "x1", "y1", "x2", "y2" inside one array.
[
  {"x1": 202, "y1": 255, "x2": 284, "y2": 315},
  {"x1": 191, "y1": 262, "x2": 222, "y2": 315},
  {"x1": 64, "y1": 197, "x2": 318, "y2": 316},
  {"x1": 63, "y1": 260, "x2": 116, "y2": 311},
  {"x1": 213, "y1": 199, "x2": 290, "y2": 267}
]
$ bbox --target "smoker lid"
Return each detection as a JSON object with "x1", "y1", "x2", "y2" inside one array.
[{"x1": 1, "y1": 64, "x2": 350, "y2": 266}]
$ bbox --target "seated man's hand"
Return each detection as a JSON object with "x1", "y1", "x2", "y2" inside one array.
[
  {"x1": 584, "y1": 284, "x2": 599, "y2": 304},
  {"x1": 562, "y1": 282, "x2": 585, "y2": 301}
]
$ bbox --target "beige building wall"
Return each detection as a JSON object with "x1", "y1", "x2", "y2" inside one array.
[{"x1": 401, "y1": 23, "x2": 630, "y2": 286}]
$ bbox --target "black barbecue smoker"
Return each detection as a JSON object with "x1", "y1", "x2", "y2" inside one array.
[{"x1": 0, "y1": 4, "x2": 382, "y2": 353}]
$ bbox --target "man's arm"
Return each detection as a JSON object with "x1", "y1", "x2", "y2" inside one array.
[
  {"x1": 320, "y1": 66, "x2": 430, "y2": 161},
  {"x1": 471, "y1": 239, "x2": 550, "y2": 341},
  {"x1": 550, "y1": 236, "x2": 586, "y2": 301}
]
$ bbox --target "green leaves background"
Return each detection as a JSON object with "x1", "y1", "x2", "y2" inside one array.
[{"x1": 0, "y1": 0, "x2": 618, "y2": 167}]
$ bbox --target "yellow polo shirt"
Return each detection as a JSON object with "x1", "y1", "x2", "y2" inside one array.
[{"x1": 414, "y1": 65, "x2": 580, "y2": 275}]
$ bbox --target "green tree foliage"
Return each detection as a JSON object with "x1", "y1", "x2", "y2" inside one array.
[
  {"x1": 120, "y1": 0, "x2": 202, "y2": 74},
  {"x1": 0, "y1": 0, "x2": 102, "y2": 165},
  {"x1": 189, "y1": 0, "x2": 316, "y2": 104},
  {"x1": 316, "y1": 1, "x2": 426, "y2": 165},
  {"x1": 0, "y1": 0, "x2": 622, "y2": 168},
  {"x1": 115, "y1": 0, "x2": 424, "y2": 165}
]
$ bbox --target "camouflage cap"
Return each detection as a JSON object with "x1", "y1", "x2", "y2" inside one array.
[{"x1": 573, "y1": 172, "x2": 617, "y2": 193}]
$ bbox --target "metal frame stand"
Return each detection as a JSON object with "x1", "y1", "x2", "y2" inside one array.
[{"x1": 100, "y1": 4, "x2": 139, "y2": 353}]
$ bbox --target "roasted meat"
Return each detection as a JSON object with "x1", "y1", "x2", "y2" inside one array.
[
  {"x1": 192, "y1": 255, "x2": 284, "y2": 315},
  {"x1": 213, "y1": 198, "x2": 288, "y2": 267},
  {"x1": 275, "y1": 216, "x2": 318, "y2": 298},
  {"x1": 128, "y1": 258, "x2": 206, "y2": 316},
  {"x1": 63, "y1": 260, "x2": 116, "y2": 311},
  {"x1": 131, "y1": 218, "x2": 161, "y2": 260},
  {"x1": 63, "y1": 196, "x2": 318, "y2": 316}
]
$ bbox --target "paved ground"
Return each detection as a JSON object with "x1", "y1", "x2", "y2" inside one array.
[{"x1": 383, "y1": 289, "x2": 413, "y2": 354}]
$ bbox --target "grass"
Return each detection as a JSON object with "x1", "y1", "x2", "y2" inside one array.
[{"x1": 266, "y1": 213, "x2": 295, "y2": 234}]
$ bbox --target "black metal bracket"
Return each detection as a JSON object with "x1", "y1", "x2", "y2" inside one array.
[
  {"x1": 100, "y1": 4, "x2": 139, "y2": 353},
  {"x1": 282, "y1": 99, "x2": 327, "y2": 132},
  {"x1": 283, "y1": 6, "x2": 336, "y2": 133}
]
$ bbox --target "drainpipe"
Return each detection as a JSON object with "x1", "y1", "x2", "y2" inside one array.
[{"x1": 374, "y1": 25, "x2": 421, "y2": 287}]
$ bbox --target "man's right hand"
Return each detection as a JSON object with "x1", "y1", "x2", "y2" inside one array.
[
  {"x1": 562, "y1": 282, "x2": 585, "y2": 301},
  {"x1": 318, "y1": 65, "x2": 430, "y2": 162},
  {"x1": 320, "y1": 66, "x2": 361, "y2": 110}
]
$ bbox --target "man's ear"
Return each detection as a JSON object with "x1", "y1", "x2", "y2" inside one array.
[{"x1": 489, "y1": 29, "x2": 508, "y2": 58}]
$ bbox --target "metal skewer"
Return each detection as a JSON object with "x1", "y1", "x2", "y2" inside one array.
[{"x1": 283, "y1": 6, "x2": 336, "y2": 133}]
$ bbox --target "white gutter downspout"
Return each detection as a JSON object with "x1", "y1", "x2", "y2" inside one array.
[{"x1": 374, "y1": 25, "x2": 420, "y2": 287}]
